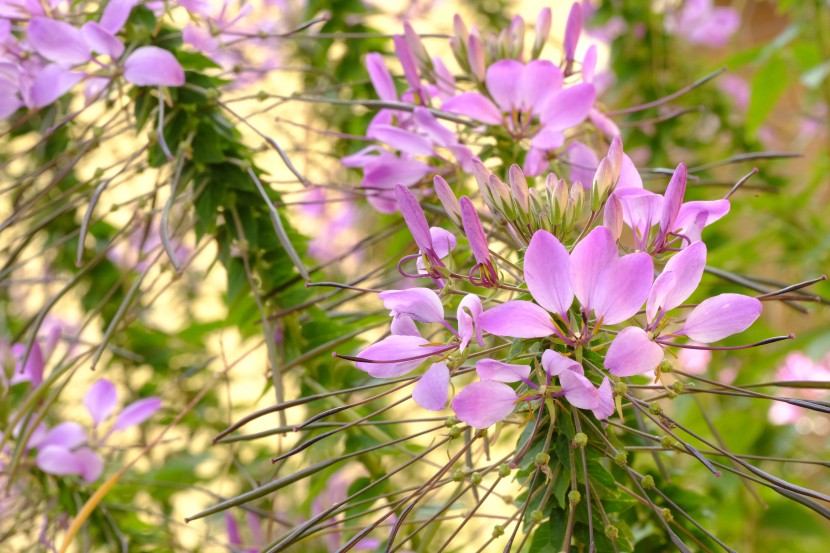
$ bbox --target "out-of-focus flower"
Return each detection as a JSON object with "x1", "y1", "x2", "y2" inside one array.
[
  {"x1": 768, "y1": 353, "x2": 830, "y2": 425},
  {"x1": 665, "y1": 0, "x2": 740, "y2": 47}
]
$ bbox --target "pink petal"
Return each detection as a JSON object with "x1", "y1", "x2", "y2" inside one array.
[
  {"x1": 563, "y1": 141, "x2": 599, "y2": 187},
  {"x1": 605, "y1": 327, "x2": 664, "y2": 377},
  {"x1": 615, "y1": 188, "x2": 662, "y2": 237},
  {"x1": 680, "y1": 294, "x2": 762, "y2": 343},
  {"x1": 39, "y1": 422, "x2": 87, "y2": 449},
  {"x1": 519, "y1": 60, "x2": 563, "y2": 115},
  {"x1": 563, "y1": 2, "x2": 582, "y2": 61},
  {"x1": 657, "y1": 163, "x2": 687, "y2": 243},
  {"x1": 412, "y1": 362, "x2": 450, "y2": 411},
  {"x1": 647, "y1": 241, "x2": 707, "y2": 321},
  {"x1": 11, "y1": 341, "x2": 44, "y2": 387},
  {"x1": 459, "y1": 196, "x2": 491, "y2": 267},
  {"x1": 457, "y1": 294, "x2": 484, "y2": 351},
  {"x1": 542, "y1": 349, "x2": 583, "y2": 377},
  {"x1": 379, "y1": 288, "x2": 444, "y2": 324},
  {"x1": 84, "y1": 379, "x2": 119, "y2": 425},
  {"x1": 569, "y1": 226, "x2": 618, "y2": 314},
  {"x1": 30, "y1": 64, "x2": 85, "y2": 109},
  {"x1": 430, "y1": 227, "x2": 457, "y2": 258},
  {"x1": 452, "y1": 380, "x2": 517, "y2": 428},
  {"x1": 395, "y1": 184, "x2": 433, "y2": 254},
  {"x1": 476, "y1": 359, "x2": 531, "y2": 383},
  {"x1": 80, "y1": 21, "x2": 124, "y2": 58},
  {"x1": 123, "y1": 46, "x2": 185, "y2": 87},
  {"x1": 391, "y1": 314, "x2": 421, "y2": 337},
  {"x1": 392, "y1": 34, "x2": 420, "y2": 90},
  {"x1": 73, "y1": 447, "x2": 104, "y2": 482},
  {"x1": 540, "y1": 83, "x2": 595, "y2": 130},
  {"x1": 413, "y1": 107, "x2": 457, "y2": 148},
  {"x1": 593, "y1": 252, "x2": 653, "y2": 325},
  {"x1": 616, "y1": 154, "x2": 643, "y2": 190},
  {"x1": 592, "y1": 378, "x2": 615, "y2": 419},
  {"x1": 113, "y1": 397, "x2": 161, "y2": 431},
  {"x1": 477, "y1": 301, "x2": 556, "y2": 339},
  {"x1": 442, "y1": 92, "x2": 502, "y2": 125},
  {"x1": 524, "y1": 230, "x2": 573, "y2": 318},
  {"x1": 582, "y1": 45, "x2": 597, "y2": 83},
  {"x1": 485, "y1": 59, "x2": 523, "y2": 112},
  {"x1": 559, "y1": 370, "x2": 598, "y2": 409},
  {"x1": 674, "y1": 199, "x2": 730, "y2": 242},
  {"x1": 529, "y1": 126, "x2": 565, "y2": 151},
  {"x1": 36, "y1": 445, "x2": 83, "y2": 477},
  {"x1": 355, "y1": 335, "x2": 448, "y2": 378},
  {"x1": 366, "y1": 53, "x2": 396, "y2": 101},
  {"x1": 433, "y1": 176, "x2": 462, "y2": 224},
  {"x1": 369, "y1": 125, "x2": 433, "y2": 156},
  {"x1": 28, "y1": 17, "x2": 91, "y2": 65},
  {"x1": 100, "y1": 0, "x2": 139, "y2": 34}
]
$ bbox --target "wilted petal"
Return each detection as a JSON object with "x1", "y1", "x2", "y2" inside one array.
[
  {"x1": 540, "y1": 83, "x2": 595, "y2": 130},
  {"x1": 452, "y1": 380, "x2": 517, "y2": 429},
  {"x1": 559, "y1": 370, "x2": 598, "y2": 410},
  {"x1": 80, "y1": 22, "x2": 124, "y2": 58},
  {"x1": 28, "y1": 17, "x2": 91, "y2": 65},
  {"x1": 524, "y1": 230, "x2": 573, "y2": 317},
  {"x1": 30, "y1": 65, "x2": 85, "y2": 109},
  {"x1": 569, "y1": 226, "x2": 618, "y2": 314},
  {"x1": 83, "y1": 379, "x2": 119, "y2": 426},
  {"x1": 476, "y1": 359, "x2": 531, "y2": 382},
  {"x1": 366, "y1": 53, "x2": 396, "y2": 101},
  {"x1": 594, "y1": 252, "x2": 653, "y2": 325},
  {"x1": 442, "y1": 92, "x2": 502, "y2": 125},
  {"x1": 123, "y1": 46, "x2": 185, "y2": 87},
  {"x1": 485, "y1": 59, "x2": 523, "y2": 112},
  {"x1": 542, "y1": 349, "x2": 583, "y2": 376},
  {"x1": 592, "y1": 378, "x2": 614, "y2": 419},
  {"x1": 73, "y1": 447, "x2": 104, "y2": 482},
  {"x1": 39, "y1": 422, "x2": 87, "y2": 449},
  {"x1": 519, "y1": 60, "x2": 563, "y2": 114},
  {"x1": 478, "y1": 301, "x2": 556, "y2": 339},
  {"x1": 113, "y1": 397, "x2": 162, "y2": 431},
  {"x1": 606, "y1": 327, "x2": 664, "y2": 377},
  {"x1": 36, "y1": 445, "x2": 83, "y2": 477},
  {"x1": 355, "y1": 335, "x2": 447, "y2": 378},
  {"x1": 680, "y1": 293, "x2": 762, "y2": 343},
  {"x1": 379, "y1": 288, "x2": 444, "y2": 323},
  {"x1": 412, "y1": 362, "x2": 450, "y2": 411},
  {"x1": 647, "y1": 241, "x2": 707, "y2": 321}
]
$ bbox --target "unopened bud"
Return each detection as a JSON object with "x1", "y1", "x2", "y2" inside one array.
[
  {"x1": 672, "y1": 381, "x2": 685, "y2": 394},
  {"x1": 470, "y1": 472, "x2": 483, "y2": 485},
  {"x1": 532, "y1": 7, "x2": 552, "y2": 58},
  {"x1": 534, "y1": 452, "x2": 550, "y2": 467},
  {"x1": 661, "y1": 436, "x2": 680, "y2": 449},
  {"x1": 531, "y1": 510, "x2": 544, "y2": 523},
  {"x1": 509, "y1": 15, "x2": 525, "y2": 59},
  {"x1": 453, "y1": 14, "x2": 469, "y2": 44},
  {"x1": 569, "y1": 182, "x2": 584, "y2": 216},
  {"x1": 659, "y1": 360, "x2": 672, "y2": 374},
  {"x1": 613, "y1": 381, "x2": 628, "y2": 396},
  {"x1": 614, "y1": 452, "x2": 628, "y2": 467},
  {"x1": 572, "y1": 433, "x2": 588, "y2": 448},
  {"x1": 641, "y1": 475, "x2": 655, "y2": 490},
  {"x1": 568, "y1": 490, "x2": 581, "y2": 507},
  {"x1": 661, "y1": 508, "x2": 674, "y2": 522},
  {"x1": 498, "y1": 463, "x2": 511, "y2": 478},
  {"x1": 508, "y1": 164, "x2": 529, "y2": 213},
  {"x1": 649, "y1": 403, "x2": 663, "y2": 416},
  {"x1": 403, "y1": 22, "x2": 432, "y2": 73},
  {"x1": 605, "y1": 525, "x2": 619, "y2": 540},
  {"x1": 445, "y1": 415, "x2": 460, "y2": 427},
  {"x1": 591, "y1": 157, "x2": 615, "y2": 211},
  {"x1": 498, "y1": 28, "x2": 512, "y2": 60},
  {"x1": 603, "y1": 193, "x2": 623, "y2": 240},
  {"x1": 492, "y1": 526, "x2": 505, "y2": 538},
  {"x1": 434, "y1": 176, "x2": 462, "y2": 226},
  {"x1": 448, "y1": 426, "x2": 461, "y2": 439},
  {"x1": 563, "y1": 2, "x2": 582, "y2": 68},
  {"x1": 488, "y1": 174, "x2": 512, "y2": 213},
  {"x1": 607, "y1": 135, "x2": 623, "y2": 184},
  {"x1": 467, "y1": 34, "x2": 486, "y2": 81},
  {"x1": 453, "y1": 468, "x2": 465, "y2": 482}
]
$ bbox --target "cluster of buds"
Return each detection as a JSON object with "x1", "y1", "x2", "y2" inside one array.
[{"x1": 457, "y1": 137, "x2": 624, "y2": 245}]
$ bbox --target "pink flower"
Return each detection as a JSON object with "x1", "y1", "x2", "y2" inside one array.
[{"x1": 665, "y1": 0, "x2": 740, "y2": 47}]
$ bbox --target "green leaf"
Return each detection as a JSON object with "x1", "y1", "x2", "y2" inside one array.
[{"x1": 746, "y1": 55, "x2": 790, "y2": 135}]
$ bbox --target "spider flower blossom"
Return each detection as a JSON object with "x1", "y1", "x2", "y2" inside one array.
[
  {"x1": 29, "y1": 379, "x2": 161, "y2": 482},
  {"x1": 665, "y1": 0, "x2": 740, "y2": 48},
  {"x1": 768, "y1": 352, "x2": 830, "y2": 425}
]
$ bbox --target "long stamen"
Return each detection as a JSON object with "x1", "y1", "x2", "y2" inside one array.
[{"x1": 656, "y1": 334, "x2": 794, "y2": 351}]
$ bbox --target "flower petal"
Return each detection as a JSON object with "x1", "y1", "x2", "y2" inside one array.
[
  {"x1": 123, "y1": 46, "x2": 185, "y2": 87},
  {"x1": 355, "y1": 335, "x2": 448, "y2": 378},
  {"x1": 113, "y1": 397, "x2": 162, "y2": 431},
  {"x1": 84, "y1": 379, "x2": 119, "y2": 426},
  {"x1": 80, "y1": 21, "x2": 124, "y2": 58},
  {"x1": 459, "y1": 196, "x2": 491, "y2": 267},
  {"x1": 592, "y1": 378, "x2": 615, "y2": 419},
  {"x1": 478, "y1": 301, "x2": 556, "y2": 339},
  {"x1": 657, "y1": 163, "x2": 687, "y2": 243},
  {"x1": 412, "y1": 362, "x2": 450, "y2": 411},
  {"x1": 539, "y1": 83, "x2": 595, "y2": 130},
  {"x1": 39, "y1": 422, "x2": 87, "y2": 449},
  {"x1": 36, "y1": 445, "x2": 83, "y2": 477},
  {"x1": 395, "y1": 184, "x2": 434, "y2": 254},
  {"x1": 594, "y1": 252, "x2": 653, "y2": 325},
  {"x1": 74, "y1": 447, "x2": 104, "y2": 482},
  {"x1": 379, "y1": 288, "x2": 444, "y2": 323},
  {"x1": 476, "y1": 359, "x2": 531, "y2": 383},
  {"x1": 391, "y1": 314, "x2": 421, "y2": 337},
  {"x1": 605, "y1": 327, "x2": 664, "y2": 377},
  {"x1": 452, "y1": 380, "x2": 517, "y2": 429},
  {"x1": 30, "y1": 64, "x2": 85, "y2": 109},
  {"x1": 100, "y1": 0, "x2": 139, "y2": 34},
  {"x1": 569, "y1": 226, "x2": 618, "y2": 314},
  {"x1": 519, "y1": 60, "x2": 563, "y2": 114},
  {"x1": 368, "y1": 125, "x2": 434, "y2": 156},
  {"x1": 28, "y1": 17, "x2": 90, "y2": 65},
  {"x1": 559, "y1": 370, "x2": 598, "y2": 410},
  {"x1": 542, "y1": 349, "x2": 583, "y2": 377},
  {"x1": 647, "y1": 241, "x2": 707, "y2": 321},
  {"x1": 366, "y1": 53, "x2": 397, "y2": 101},
  {"x1": 485, "y1": 59, "x2": 523, "y2": 112},
  {"x1": 442, "y1": 92, "x2": 502, "y2": 125},
  {"x1": 524, "y1": 230, "x2": 573, "y2": 317},
  {"x1": 563, "y1": 2, "x2": 582, "y2": 61},
  {"x1": 680, "y1": 293, "x2": 762, "y2": 343},
  {"x1": 458, "y1": 294, "x2": 484, "y2": 351}
]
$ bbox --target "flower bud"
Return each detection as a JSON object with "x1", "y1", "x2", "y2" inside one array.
[
  {"x1": 614, "y1": 452, "x2": 628, "y2": 467},
  {"x1": 649, "y1": 402, "x2": 663, "y2": 416},
  {"x1": 450, "y1": 37, "x2": 469, "y2": 73},
  {"x1": 492, "y1": 526, "x2": 505, "y2": 538},
  {"x1": 448, "y1": 426, "x2": 461, "y2": 439},
  {"x1": 661, "y1": 508, "x2": 674, "y2": 523},
  {"x1": 641, "y1": 474, "x2": 655, "y2": 490},
  {"x1": 672, "y1": 380, "x2": 685, "y2": 394},
  {"x1": 568, "y1": 490, "x2": 581, "y2": 507},
  {"x1": 662, "y1": 436, "x2": 680, "y2": 449},
  {"x1": 534, "y1": 452, "x2": 550, "y2": 466},
  {"x1": 467, "y1": 33, "x2": 486, "y2": 82},
  {"x1": 531, "y1": 510, "x2": 544, "y2": 523},
  {"x1": 508, "y1": 164, "x2": 529, "y2": 213},
  {"x1": 445, "y1": 415, "x2": 460, "y2": 427},
  {"x1": 452, "y1": 468, "x2": 465, "y2": 481},
  {"x1": 572, "y1": 433, "x2": 588, "y2": 448},
  {"x1": 433, "y1": 175, "x2": 462, "y2": 226},
  {"x1": 509, "y1": 15, "x2": 525, "y2": 59},
  {"x1": 607, "y1": 135, "x2": 623, "y2": 184},
  {"x1": 591, "y1": 157, "x2": 615, "y2": 211},
  {"x1": 403, "y1": 22, "x2": 432, "y2": 74},
  {"x1": 605, "y1": 525, "x2": 619, "y2": 540},
  {"x1": 563, "y1": 2, "x2": 582, "y2": 69},
  {"x1": 488, "y1": 174, "x2": 512, "y2": 214},
  {"x1": 532, "y1": 7, "x2": 552, "y2": 59},
  {"x1": 498, "y1": 463, "x2": 511, "y2": 478},
  {"x1": 470, "y1": 472, "x2": 483, "y2": 485}
]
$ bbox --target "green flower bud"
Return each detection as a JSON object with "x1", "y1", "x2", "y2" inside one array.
[
  {"x1": 530, "y1": 510, "x2": 544, "y2": 523},
  {"x1": 649, "y1": 402, "x2": 663, "y2": 416},
  {"x1": 534, "y1": 452, "x2": 550, "y2": 467},
  {"x1": 641, "y1": 475, "x2": 655, "y2": 490},
  {"x1": 498, "y1": 464, "x2": 512, "y2": 479},
  {"x1": 661, "y1": 508, "x2": 674, "y2": 523},
  {"x1": 568, "y1": 490, "x2": 581, "y2": 506},
  {"x1": 614, "y1": 452, "x2": 628, "y2": 467},
  {"x1": 605, "y1": 525, "x2": 619, "y2": 540},
  {"x1": 492, "y1": 526, "x2": 505, "y2": 538},
  {"x1": 470, "y1": 472, "x2": 483, "y2": 485},
  {"x1": 448, "y1": 426, "x2": 461, "y2": 439},
  {"x1": 572, "y1": 433, "x2": 588, "y2": 448}
]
